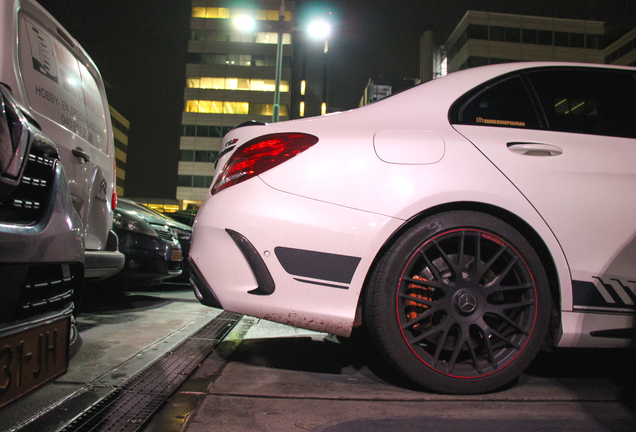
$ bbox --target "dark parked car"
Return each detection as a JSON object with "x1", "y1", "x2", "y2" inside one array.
[
  {"x1": 131, "y1": 204, "x2": 193, "y2": 278},
  {"x1": 165, "y1": 208, "x2": 198, "y2": 227},
  {"x1": 0, "y1": 85, "x2": 83, "y2": 408},
  {"x1": 110, "y1": 198, "x2": 183, "y2": 288}
]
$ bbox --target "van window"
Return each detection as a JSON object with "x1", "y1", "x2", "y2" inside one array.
[
  {"x1": 19, "y1": 16, "x2": 109, "y2": 152},
  {"x1": 78, "y1": 62, "x2": 109, "y2": 153}
]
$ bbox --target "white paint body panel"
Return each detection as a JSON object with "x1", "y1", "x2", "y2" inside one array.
[
  {"x1": 455, "y1": 126, "x2": 636, "y2": 294},
  {"x1": 191, "y1": 62, "x2": 636, "y2": 346},
  {"x1": 373, "y1": 130, "x2": 445, "y2": 165},
  {"x1": 191, "y1": 177, "x2": 402, "y2": 335}
]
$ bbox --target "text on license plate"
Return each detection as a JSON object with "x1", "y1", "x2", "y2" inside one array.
[
  {"x1": 0, "y1": 317, "x2": 70, "y2": 408},
  {"x1": 171, "y1": 250, "x2": 182, "y2": 261}
]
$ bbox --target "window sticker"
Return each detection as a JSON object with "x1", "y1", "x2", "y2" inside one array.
[
  {"x1": 24, "y1": 19, "x2": 59, "y2": 83},
  {"x1": 476, "y1": 117, "x2": 526, "y2": 127}
]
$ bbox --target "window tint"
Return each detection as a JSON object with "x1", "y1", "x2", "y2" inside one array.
[
  {"x1": 450, "y1": 75, "x2": 540, "y2": 129},
  {"x1": 178, "y1": 175, "x2": 192, "y2": 187},
  {"x1": 554, "y1": 32, "x2": 569, "y2": 47},
  {"x1": 526, "y1": 69, "x2": 636, "y2": 138},
  {"x1": 537, "y1": 30, "x2": 552, "y2": 45},
  {"x1": 468, "y1": 24, "x2": 488, "y2": 40},
  {"x1": 192, "y1": 176, "x2": 206, "y2": 188},
  {"x1": 522, "y1": 29, "x2": 538, "y2": 44},
  {"x1": 489, "y1": 26, "x2": 505, "y2": 41},
  {"x1": 505, "y1": 27, "x2": 520, "y2": 43},
  {"x1": 569, "y1": 32, "x2": 584, "y2": 48},
  {"x1": 194, "y1": 151, "x2": 207, "y2": 162},
  {"x1": 180, "y1": 150, "x2": 194, "y2": 162}
]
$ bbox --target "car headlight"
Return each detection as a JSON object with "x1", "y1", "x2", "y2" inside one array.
[
  {"x1": 113, "y1": 212, "x2": 157, "y2": 237},
  {"x1": 0, "y1": 87, "x2": 29, "y2": 181}
]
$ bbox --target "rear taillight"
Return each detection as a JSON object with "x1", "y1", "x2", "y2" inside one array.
[
  {"x1": 211, "y1": 133, "x2": 318, "y2": 196},
  {"x1": 112, "y1": 157, "x2": 117, "y2": 210}
]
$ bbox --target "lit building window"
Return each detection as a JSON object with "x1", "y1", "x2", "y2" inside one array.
[
  {"x1": 184, "y1": 100, "x2": 288, "y2": 116},
  {"x1": 226, "y1": 54, "x2": 252, "y2": 66},
  {"x1": 255, "y1": 32, "x2": 292, "y2": 44},
  {"x1": 321, "y1": 103, "x2": 327, "y2": 115},
  {"x1": 250, "y1": 104, "x2": 289, "y2": 116},
  {"x1": 229, "y1": 31, "x2": 256, "y2": 43},
  {"x1": 187, "y1": 77, "x2": 289, "y2": 92},
  {"x1": 255, "y1": 9, "x2": 267, "y2": 20},
  {"x1": 189, "y1": 30, "x2": 291, "y2": 45},
  {"x1": 193, "y1": 7, "x2": 292, "y2": 22},
  {"x1": 224, "y1": 101, "x2": 249, "y2": 114},
  {"x1": 300, "y1": 80, "x2": 306, "y2": 96},
  {"x1": 193, "y1": 7, "x2": 230, "y2": 19},
  {"x1": 299, "y1": 101, "x2": 305, "y2": 117}
]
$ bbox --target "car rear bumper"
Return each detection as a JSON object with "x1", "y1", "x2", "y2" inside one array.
[
  {"x1": 189, "y1": 257, "x2": 222, "y2": 309},
  {"x1": 189, "y1": 178, "x2": 403, "y2": 336},
  {"x1": 85, "y1": 251, "x2": 125, "y2": 280}
]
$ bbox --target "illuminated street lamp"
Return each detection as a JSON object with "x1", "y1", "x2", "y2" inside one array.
[
  {"x1": 234, "y1": 1, "x2": 285, "y2": 122},
  {"x1": 307, "y1": 20, "x2": 330, "y2": 40},
  {"x1": 233, "y1": 15, "x2": 255, "y2": 31},
  {"x1": 235, "y1": 4, "x2": 332, "y2": 122}
]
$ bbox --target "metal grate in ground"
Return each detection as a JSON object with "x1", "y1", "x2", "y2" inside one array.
[{"x1": 59, "y1": 310, "x2": 242, "y2": 432}]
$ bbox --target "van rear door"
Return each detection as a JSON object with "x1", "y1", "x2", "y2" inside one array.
[{"x1": 18, "y1": 11, "x2": 112, "y2": 248}]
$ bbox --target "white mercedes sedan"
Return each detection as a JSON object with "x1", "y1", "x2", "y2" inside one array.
[{"x1": 188, "y1": 62, "x2": 636, "y2": 394}]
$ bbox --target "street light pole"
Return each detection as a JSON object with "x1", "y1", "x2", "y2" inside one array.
[
  {"x1": 307, "y1": 19, "x2": 331, "y2": 116},
  {"x1": 272, "y1": 0, "x2": 285, "y2": 123},
  {"x1": 322, "y1": 39, "x2": 328, "y2": 115}
]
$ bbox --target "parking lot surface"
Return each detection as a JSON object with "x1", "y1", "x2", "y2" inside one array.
[
  {"x1": 147, "y1": 318, "x2": 636, "y2": 432},
  {"x1": 3, "y1": 284, "x2": 635, "y2": 432},
  {"x1": 0, "y1": 284, "x2": 218, "y2": 432}
]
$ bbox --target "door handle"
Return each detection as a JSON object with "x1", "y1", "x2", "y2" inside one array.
[
  {"x1": 72, "y1": 147, "x2": 90, "y2": 163},
  {"x1": 507, "y1": 142, "x2": 563, "y2": 156}
]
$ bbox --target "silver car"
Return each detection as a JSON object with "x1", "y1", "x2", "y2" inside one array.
[{"x1": 0, "y1": 84, "x2": 83, "y2": 408}]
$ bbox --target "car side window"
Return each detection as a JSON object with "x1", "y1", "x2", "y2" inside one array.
[
  {"x1": 526, "y1": 68, "x2": 636, "y2": 139},
  {"x1": 450, "y1": 75, "x2": 541, "y2": 129}
]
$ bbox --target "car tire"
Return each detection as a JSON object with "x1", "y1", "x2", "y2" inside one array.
[{"x1": 364, "y1": 211, "x2": 551, "y2": 394}]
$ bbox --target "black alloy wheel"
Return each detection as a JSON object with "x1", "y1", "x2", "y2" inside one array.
[{"x1": 365, "y1": 211, "x2": 551, "y2": 394}]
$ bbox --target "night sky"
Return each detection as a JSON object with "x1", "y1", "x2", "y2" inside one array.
[{"x1": 34, "y1": 0, "x2": 636, "y2": 199}]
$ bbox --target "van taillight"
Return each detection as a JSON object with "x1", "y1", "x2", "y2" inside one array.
[
  {"x1": 112, "y1": 158, "x2": 117, "y2": 210},
  {"x1": 211, "y1": 133, "x2": 318, "y2": 196}
]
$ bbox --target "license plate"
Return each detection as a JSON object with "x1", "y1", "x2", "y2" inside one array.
[
  {"x1": 0, "y1": 317, "x2": 70, "y2": 409},
  {"x1": 171, "y1": 249, "x2": 182, "y2": 261}
]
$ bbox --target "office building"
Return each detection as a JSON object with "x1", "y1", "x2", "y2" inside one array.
[
  {"x1": 359, "y1": 78, "x2": 419, "y2": 106},
  {"x1": 110, "y1": 106, "x2": 129, "y2": 197},
  {"x1": 434, "y1": 11, "x2": 605, "y2": 78},
  {"x1": 605, "y1": 27, "x2": 636, "y2": 66},
  {"x1": 178, "y1": 0, "x2": 296, "y2": 208}
]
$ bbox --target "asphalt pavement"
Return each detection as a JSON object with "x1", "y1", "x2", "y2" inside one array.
[
  {"x1": 3, "y1": 284, "x2": 636, "y2": 432},
  {"x1": 0, "y1": 283, "x2": 220, "y2": 432},
  {"x1": 145, "y1": 317, "x2": 636, "y2": 432}
]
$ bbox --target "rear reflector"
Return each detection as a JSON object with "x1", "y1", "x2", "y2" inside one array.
[{"x1": 211, "y1": 133, "x2": 318, "y2": 195}]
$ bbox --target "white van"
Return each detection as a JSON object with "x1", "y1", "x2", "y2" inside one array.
[{"x1": 0, "y1": 0, "x2": 124, "y2": 278}]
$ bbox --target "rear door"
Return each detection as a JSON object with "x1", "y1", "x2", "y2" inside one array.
[{"x1": 451, "y1": 67, "x2": 636, "y2": 313}]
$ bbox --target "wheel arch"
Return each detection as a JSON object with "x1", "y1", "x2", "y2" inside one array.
[{"x1": 357, "y1": 201, "x2": 562, "y2": 347}]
